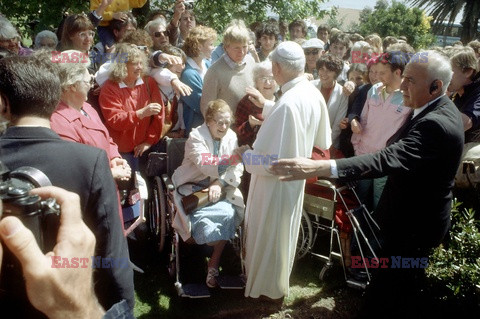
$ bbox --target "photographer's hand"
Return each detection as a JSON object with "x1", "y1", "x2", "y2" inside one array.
[{"x1": 0, "y1": 186, "x2": 104, "y2": 319}]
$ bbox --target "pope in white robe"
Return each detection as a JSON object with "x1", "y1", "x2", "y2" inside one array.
[{"x1": 242, "y1": 42, "x2": 332, "y2": 299}]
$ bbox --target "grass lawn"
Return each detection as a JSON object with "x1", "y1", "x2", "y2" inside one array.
[{"x1": 131, "y1": 239, "x2": 364, "y2": 319}]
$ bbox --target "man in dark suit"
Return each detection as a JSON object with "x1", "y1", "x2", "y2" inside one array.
[
  {"x1": 0, "y1": 55, "x2": 134, "y2": 312},
  {"x1": 270, "y1": 50, "x2": 464, "y2": 317}
]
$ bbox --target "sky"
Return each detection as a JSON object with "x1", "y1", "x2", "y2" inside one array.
[{"x1": 324, "y1": 0, "x2": 463, "y2": 23}]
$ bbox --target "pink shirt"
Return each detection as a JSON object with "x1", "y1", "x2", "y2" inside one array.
[
  {"x1": 50, "y1": 101, "x2": 121, "y2": 160},
  {"x1": 351, "y1": 83, "x2": 412, "y2": 155}
]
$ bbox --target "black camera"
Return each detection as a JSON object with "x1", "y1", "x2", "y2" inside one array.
[{"x1": 0, "y1": 161, "x2": 60, "y2": 310}]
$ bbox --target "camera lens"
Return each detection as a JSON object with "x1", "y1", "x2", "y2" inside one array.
[{"x1": 7, "y1": 187, "x2": 29, "y2": 198}]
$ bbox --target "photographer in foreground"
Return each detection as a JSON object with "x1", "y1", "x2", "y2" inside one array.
[
  {"x1": 0, "y1": 186, "x2": 133, "y2": 318},
  {"x1": 0, "y1": 54, "x2": 134, "y2": 311}
]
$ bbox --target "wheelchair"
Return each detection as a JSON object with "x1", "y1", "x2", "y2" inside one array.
[
  {"x1": 296, "y1": 179, "x2": 381, "y2": 290},
  {"x1": 145, "y1": 137, "x2": 245, "y2": 298}
]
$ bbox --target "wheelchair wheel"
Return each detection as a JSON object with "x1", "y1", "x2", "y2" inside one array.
[
  {"x1": 149, "y1": 176, "x2": 167, "y2": 252},
  {"x1": 296, "y1": 209, "x2": 313, "y2": 260}
]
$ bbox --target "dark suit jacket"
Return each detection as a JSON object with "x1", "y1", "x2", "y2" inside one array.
[
  {"x1": 336, "y1": 95, "x2": 464, "y2": 253},
  {"x1": 0, "y1": 127, "x2": 134, "y2": 310}
]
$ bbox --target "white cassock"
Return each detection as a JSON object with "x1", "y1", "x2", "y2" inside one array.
[{"x1": 243, "y1": 76, "x2": 332, "y2": 299}]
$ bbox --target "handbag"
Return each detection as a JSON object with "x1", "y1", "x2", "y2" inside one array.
[
  {"x1": 178, "y1": 182, "x2": 225, "y2": 215},
  {"x1": 159, "y1": 88, "x2": 179, "y2": 138}
]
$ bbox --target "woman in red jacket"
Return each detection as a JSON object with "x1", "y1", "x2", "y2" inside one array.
[{"x1": 99, "y1": 43, "x2": 165, "y2": 171}]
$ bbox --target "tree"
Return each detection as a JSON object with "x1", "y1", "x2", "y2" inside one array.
[
  {"x1": 151, "y1": 0, "x2": 329, "y2": 33},
  {"x1": 408, "y1": 0, "x2": 480, "y2": 44},
  {"x1": 0, "y1": 1, "x2": 88, "y2": 39},
  {"x1": 1, "y1": 0, "x2": 329, "y2": 41},
  {"x1": 374, "y1": 0, "x2": 389, "y2": 11},
  {"x1": 324, "y1": 6, "x2": 345, "y2": 30},
  {"x1": 359, "y1": 7, "x2": 373, "y2": 25},
  {"x1": 358, "y1": 0, "x2": 435, "y2": 49}
]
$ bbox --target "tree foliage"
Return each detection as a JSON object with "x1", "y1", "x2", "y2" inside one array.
[
  {"x1": 1, "y1": 0, "x2": 329, "y2": 41},
  {"x1": 358, "y1": 0, "x2": 435, "y2": 49},
  {"x1": 408, "y1": 0, "x2": 480, "y2": 44},
  {"x1": 426, "y1": 200, "x2": 480, "y2": 301},
  {"x1": 0, "y1": 0, "x2": 88, "y2": 38},
  {"x1": 151, "y1": 0, "x2": 329, "y2": 33}
]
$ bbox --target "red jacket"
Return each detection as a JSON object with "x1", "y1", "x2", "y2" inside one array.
[
  {"x1": 99, "y1": 76, "x2": 164, "y2": 152},
  {"x1": 50, "y1": 101, "x2": 121, "y2": 160}
]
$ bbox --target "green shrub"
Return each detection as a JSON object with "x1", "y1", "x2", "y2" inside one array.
[{"x1": 426, "y1": 199, "x2": 480, "y2": 300}]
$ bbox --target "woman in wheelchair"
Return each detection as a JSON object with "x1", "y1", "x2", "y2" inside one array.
[{"x1": 172, "y1": 99, "x2": 245, "y2": 288}]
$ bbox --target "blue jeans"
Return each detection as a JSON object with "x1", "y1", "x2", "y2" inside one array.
[{"x1": 356, "y1": 176, "x2": 387, "y2": 211}]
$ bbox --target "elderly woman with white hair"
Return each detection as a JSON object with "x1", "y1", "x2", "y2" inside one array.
[
  {"x1": 234, "y1": 60, "x2": 278, "y2": 198},
  {"x1": 34, "y1": 30, "x2": 58, "y2": 50},
  {"x1": 234, "y1": 60, "x2": 278, "y2": 147},
  {"x1": 0, "y1": 16, "x2": 32, "y2": 56},
  {"x1": 50, "y1": 50, "x2": 131, "y2": 182}
]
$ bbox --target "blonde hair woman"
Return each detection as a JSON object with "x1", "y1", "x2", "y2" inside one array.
[
  {"x1": 180, "y1": 25, "x2": 217, "y2": 135},
  {"x1": 99, "y1": 43, "x2": 164, "y2": 179},
  {"x1": 200, "y1": 19, "x2": 255, "y2": 116}
]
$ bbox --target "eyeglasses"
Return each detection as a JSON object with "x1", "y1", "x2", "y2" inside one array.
[
  {"x1": 136, "y1": 45, "x2": 148, "y2": 52},
  {"x1": 259, "y1": 76, "x2": 275, "y2": 83},
  {"x1": 304, "y1": 49, "x2": 320, "y2": 55},
  {"x1": 154, "y1": 31, "x2": 169, "y2": 38},
  {"x1": 212, "y1": 119, "x2": 232, "y2": 127},
  {"x1": 77, "y1": 31, "x2": 95, "y2": 39}
]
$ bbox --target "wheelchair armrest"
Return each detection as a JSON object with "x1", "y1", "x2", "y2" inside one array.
[
  {"x1": 162, "y1": 173, "x2": 175, "y2": 192},
  {"x1": 315, "y1": 179, "x2": 335, "y2": 188}
]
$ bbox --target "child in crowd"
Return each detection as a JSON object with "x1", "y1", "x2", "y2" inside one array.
[
  {"x1": 338, "y1": 62, "x2": 370, "y2": 158},
  {"x1": 328, "y1": 32, "x2": 352, "y2": 85}
]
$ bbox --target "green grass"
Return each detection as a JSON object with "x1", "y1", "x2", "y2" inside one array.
[{"x1": 132, "y1": 247, "x2": 363, "y2": 319}]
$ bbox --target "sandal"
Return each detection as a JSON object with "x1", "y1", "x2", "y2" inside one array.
[{"x1": 206, "y1": 267, "x2": 219, "y2": 288}]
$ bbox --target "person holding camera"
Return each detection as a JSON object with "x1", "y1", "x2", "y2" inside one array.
[
  {"x1": 0, "y1": 186, "x2": 134, "y2": 318},
  {"x1": 0, "y1": 54, "x2": 134, "y2": 311}
]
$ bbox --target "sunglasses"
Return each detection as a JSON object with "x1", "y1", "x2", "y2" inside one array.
[
  {"x1": 304, "y1": 49, "x2": 320, "y2": 55},
  {"x1": 154, "y1": 31, "x2": 169, "y2": 38}
]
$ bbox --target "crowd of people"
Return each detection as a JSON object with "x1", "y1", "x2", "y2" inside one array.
[{"x1": 1, "y1": 0, "x2": 480, "y2": 317}]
